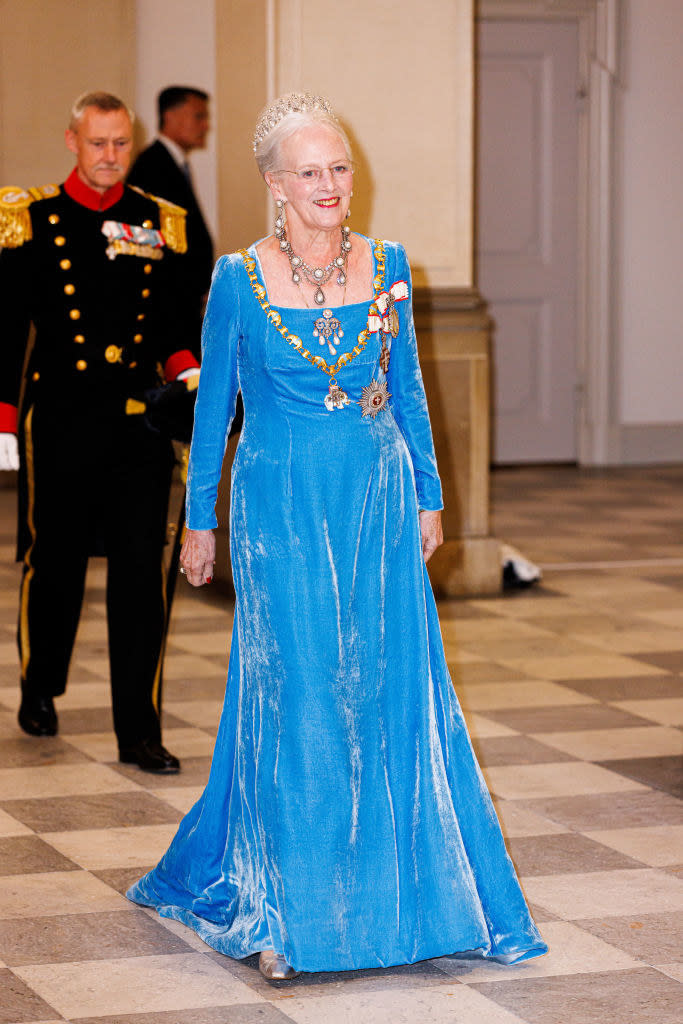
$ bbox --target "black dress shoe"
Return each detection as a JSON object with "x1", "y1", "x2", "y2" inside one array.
[
  {"x1": 18, "y1": 692, "x2": 58, "y2": 736},
  {"x1": 119, "y1": 739, "x2": 181, "y2": 774}
]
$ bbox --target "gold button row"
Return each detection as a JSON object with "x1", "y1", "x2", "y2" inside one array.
[{"x1": 74, "y1": 358, "x2": 139, "y2": 370}]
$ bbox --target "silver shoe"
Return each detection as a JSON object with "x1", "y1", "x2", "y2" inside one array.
[{"x1": 259, "y1": 950, "x2": 300, "y2": 980}]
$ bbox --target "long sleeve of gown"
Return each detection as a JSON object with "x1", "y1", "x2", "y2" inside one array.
[
  {"x1": 186, "y1": 254, "x2": 241, "y2": 530},
  {"x1": 385, "y1": 244, "x2": 443, "y2": 511}
]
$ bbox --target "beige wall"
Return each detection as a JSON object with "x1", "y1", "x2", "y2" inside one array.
[
  {"x1": 617, "y1": 0, "x2": 683, "y2": 426},
  {"x1": 134, "y1": 0, "x2": 218, "y2": 237},
  {"x1": 215, "y1": 0, "x2": 473, "y2": 288},
  {"x1": 215, "y1": 0, "x2": 270, "y2": 255},
  {"x1": 0, "y1": 0, "x2": 135, "y2": 186}
]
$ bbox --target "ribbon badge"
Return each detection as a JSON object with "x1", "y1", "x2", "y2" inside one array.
[
  {"x1": 367, "y1": 280, "x2": 409, "y2": 374},
  {"x1": 101, "y1": 220, "x2": 166, "y2": 261}
]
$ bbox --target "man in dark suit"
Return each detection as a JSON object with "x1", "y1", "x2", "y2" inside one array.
[{"x1": 127, "y1": 87, "x2": 214, "y2": 358}]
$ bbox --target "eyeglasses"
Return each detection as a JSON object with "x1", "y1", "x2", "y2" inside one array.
[{"x1": 275, "y1": 163, "x2": 354, "y2": 182}]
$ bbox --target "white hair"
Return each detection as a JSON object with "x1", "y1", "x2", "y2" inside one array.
[{"x1": 253, "y1": 92, "x2": 352, "y2": 176}]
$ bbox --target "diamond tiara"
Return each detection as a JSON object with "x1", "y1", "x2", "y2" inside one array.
[{"x1": 253, "y1": 92, "x2": 336, "y2": 152}]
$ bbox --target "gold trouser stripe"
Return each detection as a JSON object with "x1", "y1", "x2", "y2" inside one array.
[
  {"x1": 19, "y1": 406, "x2": 36, "y2": 676},
  {"x1": 151, "y1": 552, "x2": 168, "y2": 715}
]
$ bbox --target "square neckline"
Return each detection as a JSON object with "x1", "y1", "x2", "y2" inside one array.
[{"x1": 249, "y1": 233, "x2": 379, "y2": 312}]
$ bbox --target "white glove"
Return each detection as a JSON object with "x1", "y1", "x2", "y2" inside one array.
[{"x1": 0, "y1": 433, "x2": 19, "y2": 471}]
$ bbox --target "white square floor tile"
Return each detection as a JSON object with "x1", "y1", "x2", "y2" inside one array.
[
  {"x1": 164, "y1": 699, "x2": 224, "y2": 729},
  {"x1": 523, "y1": 868, "x2": 683, "y2": 920},
  {"x1": 41, "y1": 823, "x2": 179, "y2": 870},
  {"x1": 455, "y1": 681, "x2": 592, "y2": 712},
  {"x1": 14, "y1": 952, "x2": 262, "y2": 1018},
  {"x1": 0, "y1": 641, "x2": 17, "y2": 666},
  {"x1": 436, "y1": 921, "x2": 638, "y2": 983},
  {"x1": 0, "y1": 871, "x2": 128, "y2": 919},
  {"x1": 0, "y1": 807, "x2": 33, "y2": 837},
  {"x1": 612, "y1": 698, "x2": 683, "y2": 727},
  {"x1": 465, "y1": 714, "x2": 519, "y2": 739},
  {"x1": 585, "y1": 825, "x2": 683, "y2": 867},
  {"x1": 531, "y1": 726, "x2": 683, "y2": 761},
  {"x1": 0, "y1": 763, "x2": 141, "y2": 800},
  {"x1": 57, "y1": 682, "x2": 112, "y2": 709},
  {"x1": 483, "y1": 761, "x2": 646, "y2": 800},
  {"x1": 169, "y1": 632, "x2": 231, "y2": 656},
  {"x1": 497, "y1": 654, "x2": 665, "y2": 680},
  {"x1": 157, "y1": 785, "x2": 205, "y2": 813},
  {"x1": 281, "y1": 982, "x2": 528, "y2": 1024}
]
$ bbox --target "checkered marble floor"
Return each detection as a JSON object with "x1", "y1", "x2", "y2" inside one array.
[{"x1": 0, "y1": 466, "x2": 681, "y2": 1024}]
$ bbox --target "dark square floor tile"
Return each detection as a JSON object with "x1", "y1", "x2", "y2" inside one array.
[
  {"x1": 110, "y1": 756, "x2": 212, "y2": 789},
  {"x1": 518, "y1": 790, "x2": 683, "y2": 830},
  {"x1": 472, "y1": 735, "x2": 575, "y2": 767},
  {"x1": 482, "y1": 704, "x2": 651, "y2": 734},
  {"x1": 0, "y1": 835, "x2": 79, "y2": 876},
  {"x1": 73, "y1": 1006, "x2": 295, "y2": 1024},
  {"x1": 0, "y1": 736, "x2": 91, "y2": 768},
  {"x1": 564, "y1": 675, "x2": 683, "y2": 702},
  {"x1": 506, "y1": 833, "x2": 645, "y2": 876},
  {"x1": 625, "y1": 651, "x2": 683, "y2": 673},
  {"x1": 597, "y1": 756, "x2": 683, "y2": 798},
  {"x1": 0, "y1": 968, "x2": 61, "y2": 1023},
  {"x1": 57, "y1": 707, "x2": 188, "y2": 735},
  {"x1": 576, "y1": 911, "x2": 683, "y2": 964},
  {"x1": 0, "y1": 791, "x2": 182, "y2": 832},
  {"x1": 0, "y1": 909, "x2": 194, "y2": 966},
  {"x1": 94, "y1": 866, "x2": 157, "y2": 896},
  {"x1": 470, "y1": 967, "x2": 682, "y2": 1024},
  {"x1": 164, "y1": 678, "x2": 228, "y2": 701}
]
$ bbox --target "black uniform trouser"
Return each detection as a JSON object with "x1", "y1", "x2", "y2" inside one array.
[{"x1": 17, "y1": 402, "x2": 175, "y2": 748}]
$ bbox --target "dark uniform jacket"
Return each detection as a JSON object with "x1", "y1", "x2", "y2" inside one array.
[
  {"x1": 0, "y1": 169, "x2": 200, "y2": 556},
  {"x1": 0, "y1": 169, "x2": 198, "y2": 434},
  {"x1": 127, "y1": 139, "x2": 214, "y2": 312}
]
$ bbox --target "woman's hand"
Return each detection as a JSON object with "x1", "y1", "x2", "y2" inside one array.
[
  {"x1": 180, "y1": 528, "x2": 216, "y2": 587},
  {"x1": 419, "y1": 510, "x2": 443, "y2": 563}
]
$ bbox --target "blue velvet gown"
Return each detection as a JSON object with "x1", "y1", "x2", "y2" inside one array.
[{"x1": 127, "y1": 237, "x2": 548, "y2": 972}]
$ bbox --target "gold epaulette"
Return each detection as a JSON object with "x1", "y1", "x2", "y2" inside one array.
[
  {"x1": 128, "y1": 184, "x2": 188, "y2": 254},
  {"x1": 0, "y1": 183, "x2": 60, "y2": 248}
]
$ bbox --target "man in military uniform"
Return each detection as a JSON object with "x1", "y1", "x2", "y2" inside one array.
[{"x1": 0, "y1": 91, "x2": 200, "y2": 773}]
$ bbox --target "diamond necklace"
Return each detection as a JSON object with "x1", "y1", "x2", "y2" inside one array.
[{"x1": 275, "y1": 219, "x2": 352, "y2": 306}]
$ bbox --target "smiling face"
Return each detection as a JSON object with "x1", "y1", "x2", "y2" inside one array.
[
  {"x1": 265, "y1": 123, "x2": 353, "y2": 236},
  {"x1": 65, "y1": 106, "x2": 133, "y2": 194}
]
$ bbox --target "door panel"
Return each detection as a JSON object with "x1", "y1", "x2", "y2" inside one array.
[{"x1": 476, "y1": 20, "x2": 579, "y2": 462}]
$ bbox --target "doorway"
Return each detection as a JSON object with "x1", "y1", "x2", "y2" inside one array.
[{"x1": 476, "y1": 18, "x2": 580, "y2": 463}]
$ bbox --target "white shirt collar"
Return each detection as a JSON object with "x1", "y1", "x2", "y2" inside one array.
[{"x1": 157, "y1": 134, "x2": 190, "y2": 170}]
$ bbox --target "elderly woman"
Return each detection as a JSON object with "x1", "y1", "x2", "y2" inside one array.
[{"x1": 127, "y1": 93, "x2": 547, "y2": 980}]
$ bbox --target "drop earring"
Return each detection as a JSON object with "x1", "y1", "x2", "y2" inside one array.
[{"x1": 274, "y1": 198, "x2": 286, "y2": 239}]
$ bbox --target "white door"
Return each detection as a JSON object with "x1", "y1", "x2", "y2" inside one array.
[{"x1": 476, "y1": 19, "x2": 580, "y2": 463}]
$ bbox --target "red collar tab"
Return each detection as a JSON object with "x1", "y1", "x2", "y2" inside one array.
[{"x1": 64, "y1": 168, "x2": 124, "y2": 211}]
